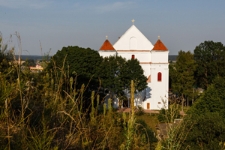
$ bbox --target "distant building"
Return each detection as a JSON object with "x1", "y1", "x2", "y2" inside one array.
[
  {"x1": 30, "y1": 64, "x2": 43, "y2": 72},
  {"x1": 99, "y1": 22, "x2": 169, "y2": 110}
]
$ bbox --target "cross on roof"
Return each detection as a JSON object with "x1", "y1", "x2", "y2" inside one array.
[
  {"x1": 132, "y1": 19, "x2": 135, "y2": 25},
  {"x1": 106, "y1": 35, "x2": 108, "y2": 39}
]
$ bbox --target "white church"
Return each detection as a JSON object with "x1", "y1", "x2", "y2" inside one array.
[{"x1": 98, "y1": 21, "x2": 169, "y2": 110}]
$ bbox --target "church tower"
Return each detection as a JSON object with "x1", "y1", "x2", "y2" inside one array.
[{"x1": 147, "y1": 37, "x2": 169, "y2": 110}]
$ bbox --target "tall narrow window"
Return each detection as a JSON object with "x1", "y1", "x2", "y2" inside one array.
[
  {"x1": 158, "y1": 72, "x2": 162, "y2": 82},
  {"x1": 132, "y1": 55, "x2": 135, "y2": 59}
]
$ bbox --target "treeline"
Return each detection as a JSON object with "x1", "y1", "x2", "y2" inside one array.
[
  {"x1": 170, "y1": 41, "x2": 225, "y2": 105},
  {"x1": 166, "y1": 41, "x2": 225, "y2": 149}
]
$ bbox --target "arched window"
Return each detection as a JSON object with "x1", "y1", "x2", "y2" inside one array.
[{"x1": 157, "y1": 72, "x2": 162, "y2": 82}]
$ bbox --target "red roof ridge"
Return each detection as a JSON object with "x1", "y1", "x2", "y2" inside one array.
[
  {"x1": 99, "y1": 39, "x2": 115, "y2": 51},
  {"x1": 152, "y1": 39, "x2": 168, "y2": 51}
]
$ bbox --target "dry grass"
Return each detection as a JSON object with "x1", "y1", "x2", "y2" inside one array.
[{"x1": 136, "y1": 113, "x2": 159, "y2": 133}]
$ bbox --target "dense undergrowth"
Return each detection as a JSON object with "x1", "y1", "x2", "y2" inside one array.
[{"x1": 0, "y1": 55, "x2": 157, "y2": 149}]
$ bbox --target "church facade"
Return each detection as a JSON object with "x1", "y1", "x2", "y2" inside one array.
[{"x1": 99, "y1": 24, "x2": 169, "y2": 110}]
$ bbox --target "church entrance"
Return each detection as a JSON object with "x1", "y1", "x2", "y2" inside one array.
[{"x1": 147, "y1": 103, "x2": 150, "y2": 109}]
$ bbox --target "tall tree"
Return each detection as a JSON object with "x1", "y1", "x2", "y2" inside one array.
[
  {"x1": 46, "y1": 46, "x2": 102, "y2": 88},
  {"x1": 120, "y1": 58, "x2": 147, "y2": 92},
  {"x1": 98, "y1": 56, "x2": 147, "y2": 97},
  {"x1": 170, "y1": 50, "x2": 196, "y2": 110},
  {"x1": 194, "y1": 41, "x2": 225, "y2": 89},
  {"x1": 97, "y1": 55, "x2": 126, "y2": 95}
]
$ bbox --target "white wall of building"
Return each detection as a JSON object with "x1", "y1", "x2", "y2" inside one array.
[
  {"x1": 147, "y1": 63, "x2": 169, "y2": 110},
  {"x1": 99, "y1": 51, "x2": 117, "y2": 58},
  {"x1": 118, "y1": 52, "x2": 151, "y2": 62},
  {"x1": 151, "y1": 51, "x2": 169, "y2": 63},
  {"x1": 114, "y1": 25, "x2": 154, "y2": 50}
]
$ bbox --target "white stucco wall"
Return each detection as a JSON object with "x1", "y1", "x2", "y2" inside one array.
[
  {"x1": 118, "y1": 52, "x2": 151, "y2": 62},
  {"x1": 151, "y1": 51, "x2": 169, "y2": 63},
  {"x1": 114, "y1": 25, "x2": 154, "y2": 50},
  {"x1": 99, "y1": 51, "x2": 117, "y2": 58},
  {"x1": 148, "y1": 64, "x2": 168, "y2": 109}
]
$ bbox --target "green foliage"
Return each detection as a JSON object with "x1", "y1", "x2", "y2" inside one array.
[
  {"x1": 97, "y1": 55, "x2": 126, "y2": 94},
  {"x1": 170, "y1": 50, "x2": 196, "y2": 110},
  {"x1": 23, "y1": 59, "x2": 36, "y2": 67},
  {"x1": 46, "y1": 46, "x2": 102, "y2": 88},
  {"x1": 135, "y1": 106, "x2": 145, "y2": 116},
  {"x1": 120, "y1": 58, "x2": 147, "y2": 92},
  {"x1": 170, "y1": 51, "x2": 196, "y2": 97},
  {"x1": 135, "y1": 119, "x2": 158, "y2": 149},
  {"x1": 194, "y1": 41, "x2": 225, "y2": 89},
  {"x1": 158, "y1": 109, "x2": 167, "y2": 123},
  {"x1": 181, "y1": 77, "x2": 225, "y2": 149},
  {"x1": 98, "y1": 56, "x2": 147, "y2": 97},
  {"x1": 190, "y1": 76, "x2": 225, "y2": 116},
  {"x1": 182, "y1": 113, "x2": 225, "y2": 150},
  {"x1": 158, "y1": 104, "x2": 181, "y2": 123}
]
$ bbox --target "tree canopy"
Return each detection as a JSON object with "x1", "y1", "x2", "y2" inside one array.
[
  {"x1": 120, "y1": 58, "x2": 147, "y2": 92},
  {"x1": 97, "y1": 56, "x2": 147, "y2": 96},
  {"x1": 97, "y1": 56, "x2": 126, "y2": 94},
  {"x1": 181, "y1": 77, "x2": 225, "y2": 149},
  {"x1": 189, "y1": 76, "x2": 225, "y2": 116},
  {"x1": 194, "y1": 41, "x2": 225, "y2": 89},
  {"x1": 169, "y1": 50, "x2": 196, "y2": 107},
  {"x1": 46, "y1": 46, "x2": 102, "y2": 88}
]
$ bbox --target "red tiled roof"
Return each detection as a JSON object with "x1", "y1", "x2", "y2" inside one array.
[
  {"x1": 152, "y1": 39, "x2": 168, "y2": 51},
  {"x1": 99, "y1": 39, "x2": 115, "y2": 51}
]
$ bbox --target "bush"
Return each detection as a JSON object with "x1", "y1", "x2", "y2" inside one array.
[{"x1": 135, "y1": 106, "x2": 145, "y2": 116}]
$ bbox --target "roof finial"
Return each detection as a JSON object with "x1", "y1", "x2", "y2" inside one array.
[
  {"x1": 158, "y1": 35, "x2": 160, "y2": 39},
  {"x1": 132, "y1": 19, "x2": 135, "y2": 25},
  {"x1": 106, "y1": 35, "x2": 108, "y2": 39}
]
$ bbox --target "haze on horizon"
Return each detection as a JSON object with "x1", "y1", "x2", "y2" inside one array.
[{"x1": 1, "y1": 0, "x2": 225, "y2": 56}]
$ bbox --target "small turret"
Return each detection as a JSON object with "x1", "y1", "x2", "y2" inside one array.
[{"x1": 99, "y1": 36, "x2": 116, "y2": 57}]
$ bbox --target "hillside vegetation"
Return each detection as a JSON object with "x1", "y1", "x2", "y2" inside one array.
[{"x1": 1, "y1": 34, "x2": 225, "y2": 149}]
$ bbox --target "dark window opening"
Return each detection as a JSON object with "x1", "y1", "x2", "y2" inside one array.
[{"x1": 158, "y1": 72, "x2": 162, "y2": 82}]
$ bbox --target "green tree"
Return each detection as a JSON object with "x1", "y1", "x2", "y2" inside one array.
[
  {"x1": 194, "y1": 41, "x2": 225, "y2": 89},
  {"x1": 46, "y1": 46, "x2": 102, "y2": 88},
  {"x1": 190, "y1": 76, "x2": 225, "y2": 116},
  {"x1": 170, "y1": 50, "x2": 196, "y2": 110},
  {"x1": 97, "y1": 56, "x2": 126, "y2": 94},
  {"x1": 120, "y1": 58, "x2": 147, "y2": 92},
  {"x1": 181, "y1": 77, "x2": 225, "y2": 149},
  {"x1": 98, "y1": 56, "x2": 147, "y2": 99}
]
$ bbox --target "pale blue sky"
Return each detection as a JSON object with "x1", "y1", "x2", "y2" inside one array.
[{"x1": 1, "y1": 0, "x2": 225, "y2": 55}]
